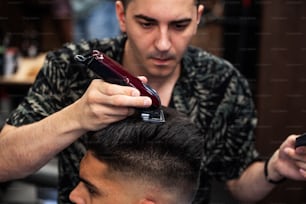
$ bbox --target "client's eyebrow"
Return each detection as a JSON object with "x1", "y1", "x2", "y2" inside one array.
[
  {"x1": 79, "y1": 176, "x2": 101, "y2": 194},
  {"x1": 79, "y1": 177, "x2": 94, "y2": 187}
]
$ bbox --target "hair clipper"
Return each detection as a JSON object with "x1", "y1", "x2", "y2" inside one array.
[{"x1": 74, "y1": 50, "x2": 165, "y2": 123}]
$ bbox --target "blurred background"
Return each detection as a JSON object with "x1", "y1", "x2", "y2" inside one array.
[{"x1": 0, "y1": 0, "x2": 306, "y2": 203}]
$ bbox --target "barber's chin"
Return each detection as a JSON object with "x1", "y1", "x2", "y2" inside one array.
[{"x1": 149, "y1": 68, "x2": 175, "y2": 79}]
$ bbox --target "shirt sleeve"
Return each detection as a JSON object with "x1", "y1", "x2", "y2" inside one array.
[{"x1": 6, "y1": 51, "x2": 72, "y2": 126}]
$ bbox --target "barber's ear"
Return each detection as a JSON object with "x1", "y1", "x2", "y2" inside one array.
[
  {"x1": 116, "y1": 1, "x2": 127, "y2": 32},
  {"x1": 193, "y1": 4, "x2": 204, "y2": 35},
  {"x1": 197, "y1": 5, "x2": 204, "y2": 25}
]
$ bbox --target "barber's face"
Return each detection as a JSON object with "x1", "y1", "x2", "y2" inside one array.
[
  {"x1": 69, "y1": 151, "x2": 141, "y2": 204},
  {"x1": 116, "y1": 0, "x2": 203, "y2": 79}
]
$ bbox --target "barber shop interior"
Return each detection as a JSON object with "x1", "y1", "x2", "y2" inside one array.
[{"x1": 0, "y1": 0, "x2": 306, "y2": 203}]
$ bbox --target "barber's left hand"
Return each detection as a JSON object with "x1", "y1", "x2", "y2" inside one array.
[{"x1": 269, "y1": 134, "x2": 306, "y2": 181}]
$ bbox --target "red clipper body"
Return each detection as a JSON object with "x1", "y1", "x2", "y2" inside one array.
[{"x1": 75, "y1": 50, "x2": 165, "y2": 123}]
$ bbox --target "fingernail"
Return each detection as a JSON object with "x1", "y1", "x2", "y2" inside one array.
[
  {"x1": 299, "y1": 169, "x2": 306, "y2": 177},
  {"x1": 143, "y1": 98, "x2": 151, "y2": 106}
]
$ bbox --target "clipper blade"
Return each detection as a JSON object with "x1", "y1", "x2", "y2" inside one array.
[{"x1": 140, "y1": 109, "x2": 165, "y2": 123}]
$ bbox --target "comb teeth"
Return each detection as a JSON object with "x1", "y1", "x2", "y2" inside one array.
[{"x1": 140, "y1": 109, "x2": 165, "y2": 123}]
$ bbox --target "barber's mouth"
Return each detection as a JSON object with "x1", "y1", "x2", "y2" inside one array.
[{"x1": 151, "y1": 57, "x2": 171, "y2": 65}]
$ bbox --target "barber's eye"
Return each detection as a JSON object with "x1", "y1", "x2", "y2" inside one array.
[
  {"x1": 173, "y1": 23, "x2": 188, "y2": 31},
  {"x1": 139, "y1": 20, "x2": 156, "y2": 29},
  {"x1": 142, "y1": 22, "x2": 153, "y2": 28}
]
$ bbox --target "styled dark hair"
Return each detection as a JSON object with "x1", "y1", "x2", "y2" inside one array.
[
  {"x1": 119, "y1": 0, "x2": 202, "y2": 8},
  {"x1": 86, "y1": 107, "x2": 203, "y2": 199}
]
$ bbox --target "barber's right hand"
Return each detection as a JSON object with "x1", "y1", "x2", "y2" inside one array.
[{"x1": 71, "y1": 79, "x2": 152, "y2": 131}]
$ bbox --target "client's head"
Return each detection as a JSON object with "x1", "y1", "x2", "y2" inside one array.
[{"x1": 69, "y1": 107, "x2": 203, "y2": 204}]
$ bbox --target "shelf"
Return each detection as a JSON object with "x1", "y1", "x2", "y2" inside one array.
[{"x1": 0, "y1": 75, "x2": 35, "y2": 86}]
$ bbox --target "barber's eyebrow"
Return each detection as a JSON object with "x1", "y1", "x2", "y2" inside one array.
[
  {"x1": 134, "y1": 14, "x2": 156, "y2": 22},
  {"x1": 134, "y1": 14, "x2": 192, "y2": 24}
]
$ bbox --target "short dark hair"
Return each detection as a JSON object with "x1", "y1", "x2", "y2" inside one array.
[
  {"x1": 86, "y1": 107, "x2": 203, "y2": 199},
  {"x1": 119, "y1": 0, "x2": 202, "y2": 8}
]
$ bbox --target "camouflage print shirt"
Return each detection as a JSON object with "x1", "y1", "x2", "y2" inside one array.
[{"x1": 7, "y1": 35, "x2": 258, "y2": 204}]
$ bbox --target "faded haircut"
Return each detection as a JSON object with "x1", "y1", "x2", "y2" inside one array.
[{"x1": 86, "y1": 107, "x2": 203, "y2": 199}]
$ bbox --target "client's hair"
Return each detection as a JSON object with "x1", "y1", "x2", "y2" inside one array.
[{"x1": 86, "y1": 107, "x2": 203, "y2": 199}]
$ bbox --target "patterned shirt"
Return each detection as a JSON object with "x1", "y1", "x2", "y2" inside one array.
[{"x1": 7, "y1": 35, "x2": 258, "y2": 204}]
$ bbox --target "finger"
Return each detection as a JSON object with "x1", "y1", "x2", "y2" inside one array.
[
  {"x1": 284, "y1": 147, "x2": 300, "y2": 160},
  {"x1": 298, "y1": 169, "x2": 306, "y2": 179},
  {"x1": 295, "y1": 160, "x2": 306, "y2": 170},
  {"x1": 101, "y1": 106, "x2": 136, "y2": 118},
  {"x1": 296, "y1": 146, "x2": 306, "y2": 155},
  {"x1": 287, "y1": 134, "x2": 299, "y2": 147},
  {"x1": 93, "y1": 109, "x2": 135, "y2": 130},
  {"x1": 285, "y1": 147, "x2": 306, "y2": 164},
  {"x1": 91, "y1": 90, "x2": 152, "y2": 108},
  {"x1": 295, "y1": 133, "x2": 306, "y2": 154},
  {"x1": 109, "y1": 94, "x2": 152, "y2": 108},
  {"x1": 137, "y1": 76, "x2": 148, "y2": 83},
  {"x1": 93, "y1": 80, "x2": 141, "y2": 96}
]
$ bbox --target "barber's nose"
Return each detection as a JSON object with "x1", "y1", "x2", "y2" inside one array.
[
  {"x1": 69, "y1": 183, "x2": 85, "y2": 204},
  {"x1": 155, "y1": 28, "x2": 171, "y2": 52}
]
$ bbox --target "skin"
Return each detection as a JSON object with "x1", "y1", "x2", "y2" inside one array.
[
  {"x1": 227, "y1": 134, "x2": 306, "y2": 201},
  {"x1": 0, "y1": 79, "x2": 151, "y2": 180},
  {"x1": 0, "y1": 0, "x2": 306, "y2": 202},
  {"x1": 69, "y1": 151, "x2": 142, "y2": 204},
  {"x1": 69, "y1": 151, "x2": 188, "y2": 204}
]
